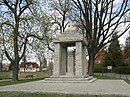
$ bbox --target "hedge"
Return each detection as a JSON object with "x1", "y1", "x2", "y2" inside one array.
[
  {"x1": 94, "y1": 67, "x2": 108, "y2": 73},
  {"x1": 94, "y1": 64, "x2": 108, "y2": 73},
  {"x1": 114, "y1": 66, "x2": 130, "y2": 74}
]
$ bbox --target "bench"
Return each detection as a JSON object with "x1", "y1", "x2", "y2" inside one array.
[{"x1": 25, "y1": 75, "x2": 33, "y2": 79}]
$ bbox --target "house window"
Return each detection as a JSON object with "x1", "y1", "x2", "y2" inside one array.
[
  {"x1": 98, "y1": 60, "x2": 101, "y2": 64},
  {"x1": 26, "y1": 65, "x2": 32, "y2": 70}
]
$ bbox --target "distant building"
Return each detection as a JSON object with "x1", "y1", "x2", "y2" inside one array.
[
  {"x1": 19, "y1": 62, "x2": 39, "y2": 72},
  {"x1": 86, "y1": 50, "x2": 106, "y2": 70},
  {"x1": 94, "y1": 51, "x2": 106, "y2": 64}
]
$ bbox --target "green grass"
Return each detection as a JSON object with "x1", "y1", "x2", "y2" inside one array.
[
  {"x1": 124, "y1": 79, "x2": 130, "y2": 84},
  {"x1": 94, "y1": 75, "x2": 130, "y2": 84},
  {"x1": 94, "y1": 75, "x2": 120, "y2": 79},
  {"x1": 0, "y1": 71, "x2": 49, "y2": 87},
  {"x1": 0, "y1": 71, "x2": 50, "y2": 79},
  {"x1": 0, "y1": 72, "x2": 11, "y2": 79},
  {"x1": 19, "y1": 71, "x2": 50, "y2": 78},
  {"x1": 0, "y1": 77, "x2": 44, "y2": 87},
  {"x1": 0, "y1": 92, "x2": 128, "y2": 97}
]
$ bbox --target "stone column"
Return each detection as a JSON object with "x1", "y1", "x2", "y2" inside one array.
[
  {"x1": 53, "y1": 43, "x2": 61, "y2": 76},
  {"x1": 67, "y1": 51, "x2": 75, "y2": 76},
  {"x1": 75, "y1": 42, "x2": 83, "y2": 76},
  {"x1": 82, "y1": 46, "x2": 87, "y2": 75},
  {"x1": 61, "y1": 46, "x2": 67, "y2": 75}
]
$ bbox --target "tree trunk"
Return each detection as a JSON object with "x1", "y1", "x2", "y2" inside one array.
[
  {"x1": 12, "y1": 61, "x2": 19, "y2": 81},
  {"x1": 0, "y1": 55, "x2": 3, "y2": 72},
  {"x1": 88, "y1": 52, "x2": 95, "y2": 76},
  {"x1": 23, "y1": 56, "x2": 26, "y2": 72},
  {"x1": 13, "y1": 26, "x2": 19, "y2": 81},
  {"x1": 0, "y1": 63, "x2": 2, "y2": 72},
  {"x1": 12, "y1": 65, "x2": 18, "y2": 81},
  {"x1": 40, "y1": 63, "x2": 42, "y2": 72},
  {"x1": 39, "y1": 58, "x2": 42, "y2": 72},
  {"x1": 24, "y1": 65, "x2": 26, "y2": 72}
]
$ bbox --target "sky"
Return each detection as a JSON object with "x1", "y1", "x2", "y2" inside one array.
[
  {"x1": 106, "y1": 0, "x2": 130, "y2": 45},
  {"x1": 118, "y1": 11, "x2": 130, "y2": 45},
  {"x1": 119, "y1": 31, "x2": 130, "y2": 45},
  {"x1": 1, "y1": 0, "x2": 130, "y2": 65}
]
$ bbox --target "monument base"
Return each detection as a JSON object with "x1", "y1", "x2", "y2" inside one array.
[{"x1": 43, "y1": 75, "x2": 96, "y2": 83}]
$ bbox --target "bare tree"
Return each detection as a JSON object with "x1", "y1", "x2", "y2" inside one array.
[
  {"x1": 29, "y1": 0, "x2": 54, "y2": 52},
  {"x1": 0, "y1": 0, "x2": 35, "y2": 81},
  {"x1": 50, "y1": 0, "x2": 72, "y2": 33},
  {"x1": 31, "y1": 39, "x2": 47, "y2": 71},
  {"x1": 71, "y1": 0, "x2": 130, "y2": 75},
  {"x1": 28, "y1": 1, "x2": 54, "y2": 70}
]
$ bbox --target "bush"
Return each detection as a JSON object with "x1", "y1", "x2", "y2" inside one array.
[
  {"x1": 94, "y1": 67, "x2": 108, "y2": 73},
  {"x1": 114, "y1": 66, "x2": 130, "y2": 74},
  {"x1": 94, "y1": 64, "x2": 108, "y2": 73}
]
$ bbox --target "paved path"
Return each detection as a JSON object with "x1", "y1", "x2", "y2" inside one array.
[{"x1": 0, "y1": 80, "x2": 130, "y2": 96}]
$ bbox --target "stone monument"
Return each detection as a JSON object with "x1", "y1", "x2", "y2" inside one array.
[{"x1": 44, "y1": 22, "x2": 96, "y2": 82}]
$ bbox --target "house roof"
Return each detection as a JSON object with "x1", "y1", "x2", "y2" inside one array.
[
  {"x1": 19, "y1": 62, "x2": 39, "y2": 68},
  {"x1": 95, "y1": 52, "x2": 105, "y2": 61}
]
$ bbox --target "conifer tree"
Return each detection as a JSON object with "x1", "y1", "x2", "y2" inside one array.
[
  {"x1": 124, "y1": 36, "x2": 130, "y2": 65},
  {"x1": 104, "y1": 34, "x2": 123, "y2": 67}
]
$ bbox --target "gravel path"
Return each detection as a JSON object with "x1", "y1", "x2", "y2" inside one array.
[{"x1": 0, "y1": 80, "x2": 130, "y2": 96}]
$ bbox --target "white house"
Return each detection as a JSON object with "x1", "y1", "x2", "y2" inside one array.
[{"x1": 19, "y1": 62, "x2": 39, "y2": 72}]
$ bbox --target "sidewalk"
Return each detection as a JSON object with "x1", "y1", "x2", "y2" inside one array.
[{"x1": 0, "y1": 79, "x2": 130, "y2": 96}]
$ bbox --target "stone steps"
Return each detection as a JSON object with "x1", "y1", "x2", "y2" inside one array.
[{"x1": 43, "y1": 76, "x2": 96, "y2": 83}]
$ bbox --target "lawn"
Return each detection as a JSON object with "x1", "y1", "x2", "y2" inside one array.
[
  {"x1": 0, "y1": 71, "x2": 50, "y2": 87},
  {"x1": 0, "y1": 71, "x2": 49, "y2": 87},
  {"x1": 0, "y1": 92, "x2": 128, "y2": 97},
  {"x1": 0, "y1": 71, "x2": 50, "y2": 79},
  {"x1": 0, "y1": 77, "x2": 44, "y2": 87},
  {"x1": 19, "y1": 71, "x2": 50, "y2": 78},
  {"x1": 94, "y1": 75, "x2": 130, "y2": 84},
  {"x1": 0, "y1": 72, "x2": 11, "y2": 79}
]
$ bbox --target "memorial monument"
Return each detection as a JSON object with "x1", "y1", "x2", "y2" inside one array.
[{"x1": 45, "y1": 22, "x2": 96, "y2": 82}]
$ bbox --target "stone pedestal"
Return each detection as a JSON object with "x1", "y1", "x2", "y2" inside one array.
[
  {"x1": 53, "y1": 43, "x2": 61, "y2": 76},
  {"x1": 75, "y1": 42, "x2": 83, "y2": 76},
  {"x1": 83, "y1": 46, "x2": 87, "y2": 75},
  {"x1": 61, "y1": 46, "x2": 67, "y2": 75},
  {"x1": 66, "y1": 51, "x2": 75, "y2": 76},
  {"x1": 52, "y1": 41, "x2": 87, "y2": 78}
]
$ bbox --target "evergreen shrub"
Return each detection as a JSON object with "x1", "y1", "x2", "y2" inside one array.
[
  {"x1": 94, "y1": 64, "x2": 108, "y2": 73},
  {"x1": 115, "y1": 66, "x2": 130, "y2": 74}
]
